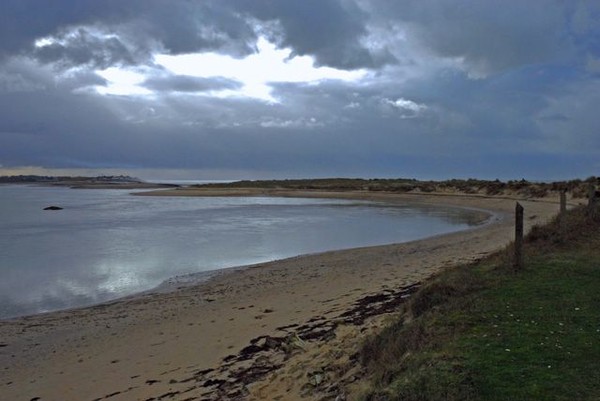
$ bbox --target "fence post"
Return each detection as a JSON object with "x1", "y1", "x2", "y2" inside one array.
[
  {"x1": 513, "y1": 202, "x2": 524, "y2": 270},
  {"x1": 559, "y1": 189, "x2": 567, "y2": 231},
  {"x1": 588, "y1": 183, "x2": 597, "y2": 210},
  {"x1": 560, "y1": 190, "x2": 567, "y2": 216},
  {"x1": 587, "y1": 183, "x2": 598, "y2": 220}
]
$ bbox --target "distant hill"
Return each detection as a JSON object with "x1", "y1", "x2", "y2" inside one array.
[
  {"x1": 0, "y1": 175, "x2": 180, "y2": 189},
  {"x1": 0, "y1": 175, "x2": 141, "y2": 184}
]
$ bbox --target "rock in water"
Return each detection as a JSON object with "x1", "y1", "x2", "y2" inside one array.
[{"x1": 43, "y1": 206, "x2": 63, "y2": 210}]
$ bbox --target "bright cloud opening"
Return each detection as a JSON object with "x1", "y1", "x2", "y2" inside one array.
[
  {"x1": 90, "y1": 37, "x2": 367, "y2": 100},
  {"x1": 154, "y1": 37, "x2": 367, "y2": 102},
  {"x1": 95, "y1": 67, "x2": 152, "y2": 96}
]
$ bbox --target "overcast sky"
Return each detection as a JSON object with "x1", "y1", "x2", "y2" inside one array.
[{"x1": 1, "y1": 0, "x2": 599, "y2": 180}]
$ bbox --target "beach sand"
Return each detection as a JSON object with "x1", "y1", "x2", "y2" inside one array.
[{"x1": 0, "y1": 191, "x2": 565, "y2": 400}]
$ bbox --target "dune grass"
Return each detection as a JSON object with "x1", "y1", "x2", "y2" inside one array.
[
  {"x1": 194, "y1": 177, "x2": 598, "y2": 198},
  {"x1": 357, "y1": 205, "x2": 600, "y2": 401}
]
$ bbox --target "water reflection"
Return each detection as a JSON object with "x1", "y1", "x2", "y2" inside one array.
[{"x1": 0, "y1": 185, "x2": 489, "y2": 318}]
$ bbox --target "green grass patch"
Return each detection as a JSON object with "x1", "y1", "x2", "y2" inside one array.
[
  {"x1": 461, "y1": 252, "x2": 600, "y2": 400},
  {"x1": 358, "y1": 206, "x2": 600, "y2": 401}
]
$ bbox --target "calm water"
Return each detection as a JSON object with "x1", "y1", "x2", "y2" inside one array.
[{"x1": 0, "y1": 185, "x2": 488, "y2": 319}]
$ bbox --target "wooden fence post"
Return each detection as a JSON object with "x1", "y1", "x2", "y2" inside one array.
[
  {"x1": 588, "y1": 183, "x2": 598, "y2": 218},
  {"x1": 560, "y1": 190, "x2": 567, "y2": 216},
  {"x1": 559, "y1": 189, "x2": 567, "y2": 230},
  {"x1": 513, "y1": 202, "x2": 524, "y2": 270}
]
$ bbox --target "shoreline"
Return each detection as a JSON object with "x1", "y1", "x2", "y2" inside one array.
[
  {"x1": 152, "y1": 199, "x2": 497, "y2": 296},
  {"x1": 1, "y1": 189, "x2": 491, "y2": 321},
  {"x1": 0, "y1": 191, "x2": 561, "y2": 401}
]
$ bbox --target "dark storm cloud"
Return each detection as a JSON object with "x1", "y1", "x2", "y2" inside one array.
[
  {"x1": 0, "y1": 0, "x2": 256, "y2": 63},
  {"x1": 2, "y1": 0, "x2": 598, "y2": 74},
  {"x1": 364, "y1": 0, "x2": 600, "y2": 77},
  {"x1": 0, "y1": 0, "x2": 137, "y2": 58},
  {"x1": 142, "y1": 75, "x2": 242, "y2": 93},
  {"x1": 1, "y1": 1, "x2": 599, "y2": 180},
  {"x1": 1, "y1": 0, "x2": 393, "y2": 70},
  {"x1": 228, "y1": 0, "x2": 395, "y2": 69}
]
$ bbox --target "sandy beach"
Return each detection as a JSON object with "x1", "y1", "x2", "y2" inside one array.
[{"x1": 0, "y1": 190, "x2": 566, "y2": 401}]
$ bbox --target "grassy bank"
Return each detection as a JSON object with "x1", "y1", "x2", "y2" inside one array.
[
  {"x1": 194, "y1": 177, "x2": 598, "y2": 199},
  {"x1": 357, "y1": 205, "x2": 600, "y2": 400}
]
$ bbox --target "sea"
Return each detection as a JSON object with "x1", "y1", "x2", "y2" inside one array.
[{"x1": 0, "y1": 185, "x2": 489, "y2": 319}]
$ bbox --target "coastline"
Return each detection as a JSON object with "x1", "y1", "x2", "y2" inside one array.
[{"x1": 0, "y1": 191, "x2": 561, "y2": 401}]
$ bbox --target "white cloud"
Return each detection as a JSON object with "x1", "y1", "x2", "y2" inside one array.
[
  {"x1": 259, "y1": 116, "x2": 324, "y2": 129},
  {"x1": 154, "y1": 37, "x2": 368, "y2": 102},
  {"x1": 34, "y1": 29, "x2": 121, "y2": 49},
  {"x1": 381, "y1": 97, "x2": 427, "y2": 118},
  {"x1": 87, "y1": 37, "x2": 367, "y2": 101},
  {"x1": 95, "y1": 67, "x2": 153, "y2": 96}
]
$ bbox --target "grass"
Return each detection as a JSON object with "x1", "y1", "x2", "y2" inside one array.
[
  {"x1": 460, "y1": 252, "x2": 600, "y2": 401},
  {"x1": 357, "y1": 205, "x2": 600, "y2": 401}
]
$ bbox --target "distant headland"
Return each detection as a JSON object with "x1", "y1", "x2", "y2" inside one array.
[{"x1": 0, "y1": 175, "x2": 178, "y2": 189}]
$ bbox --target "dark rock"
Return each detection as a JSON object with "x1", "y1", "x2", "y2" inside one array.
[{"x1": 43, "y1": 206, "x2": 63, "y2": 210}]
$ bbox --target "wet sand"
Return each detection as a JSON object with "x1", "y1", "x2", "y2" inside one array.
[{"x1": 0, "y1": 190, "x2": 563, "y2": 400}]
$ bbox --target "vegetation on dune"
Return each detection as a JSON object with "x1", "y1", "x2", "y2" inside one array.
[
  {"x1": 355, "y1": 204, "x2": 600, "y2": 400},
  {"x1": 4, "y1": 175, "x2": 597, "y2": 199},
  {"x1": 194, "y1": 177, "x2": 599, "y2": 199}
]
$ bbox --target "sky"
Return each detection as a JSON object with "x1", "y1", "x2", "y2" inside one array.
[{"x1": 1, "y1": 0, "x2": 599, "y2": 181}]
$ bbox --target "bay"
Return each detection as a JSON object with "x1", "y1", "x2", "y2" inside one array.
[{"x1": 0, "y1": 185, "x2": 487, "y2": 319}]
